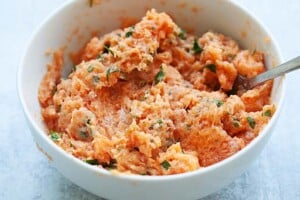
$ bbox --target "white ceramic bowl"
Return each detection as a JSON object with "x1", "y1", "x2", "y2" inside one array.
[{"x1": 18, "y1": 0, "x2": 285, "y2": 199}]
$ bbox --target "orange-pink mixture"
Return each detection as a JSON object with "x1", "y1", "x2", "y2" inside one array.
[{"x1": 38, "y1": 10, "x2": 274, "y2": 175}]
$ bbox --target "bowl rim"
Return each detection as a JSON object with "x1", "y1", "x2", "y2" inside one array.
[{"x1": 17, "y1": 0, "x2": 285, "y2": 182}]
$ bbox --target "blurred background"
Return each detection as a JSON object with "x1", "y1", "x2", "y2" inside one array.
[{"x1": 0, "y1": 0, "x2": 299, "y2": 199}]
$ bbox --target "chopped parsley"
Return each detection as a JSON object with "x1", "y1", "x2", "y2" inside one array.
[
  {"x1": 227, "y1": 87, "x2": 238, "y2": 96},
  {"x1": 72, "y1": 64, "x2": 77, "y2": 72},
  {"x1": 263, "y1": 110, "x2": 272, "y2": 117},
  {"x1": 85, "y1": 159, "x2": 117, "y2": 168},
  {"x1": 93, "y1": 75, "x2": 100, "y2": 83},
  {"x1": 80, "y1": 131, "x2": 89, "y2": 139},
  {"x1": 51, "y1": 86, "x2": 57, "y2": 95},
  {"x1": 233, "y1": 120, "x2": 240, "y2": 127},
  {"x1": 97, "y1": 53, "x2": 103, "y2": 60},
  {"x1": 50, "y1": 130, "x2": 59, "y2": 141},
  {"x1": 140, "y1": 91, "x2": 149, "y2": 101},
  {"x1": 86, "y1": 119, "x2": 91, "y2": 125},
  {"x1": 203, "y1": 64, "x2": 216, "y2": 73},
  {"x1": 140, "y1": 95, "x2": 147, "y2": 101},
  {"x1": 85, "y1": 159, "x2": 99, "y2": 165},
  {"x1": 214, "y1": 99, "x2": 223, "y2": 107},
  {"x1": 151, "y1": 119, "x2": 163, "y2": 129},
  {"x1": 104, "y1": 159, "x2": 117, "y2": 169},
  {"x1": 125, "y1": 31, "x2": 134, "y2": 38},
  {"x1": 157, "y1": 119, "x2": 163, "y2": 125},
  {"x1": 160, "y1": 160, "x2": 171, "y2": 170},
  {"x1": 227, "y1": 54, "x2": 236, "y2": 61},
  {"x1": 247, "y1": 117, "x2": 256, "y2": 129},
  {"x1": 178, "y1": 29, "x2": 187, "y2": 40},
  {"x1": 154, "y1": 66, "x2": 165, "y2": 84},
  {"x1": 125, "y1": 26, "x2": 135, "y2": 38},
  {"x1": 192, "y1": 39, "x2": 203, "y2": 54},
  {"x1": 104, "y1": 45, "x2": 114, "y2": 56},
  {"x1": 156, "y1": 119, "x2": 163, "y2": 128},
  {"x1": 87, "y1": 65, "x2": 94, "y2": 73},
  {"x1": 106, "y1": 66, "x2": 120, "y2": 81}
]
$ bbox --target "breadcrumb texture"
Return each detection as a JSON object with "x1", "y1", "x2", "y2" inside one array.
[{"x1": 38, "y1": 10, "x2": 275, "y2": 175}]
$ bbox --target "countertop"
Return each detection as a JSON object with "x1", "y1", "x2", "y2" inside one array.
[{"x1": 1, "y1": 0, "x2": 299, "y2": 199}]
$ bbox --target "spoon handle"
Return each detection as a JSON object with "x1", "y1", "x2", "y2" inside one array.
[{"x1": 249, "y1": 56, "x2": 300, "y2": 88}]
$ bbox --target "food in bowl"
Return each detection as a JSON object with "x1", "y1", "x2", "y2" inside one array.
[{"x1": 38, "y1": 9, "x2": 275, "y2": 175}]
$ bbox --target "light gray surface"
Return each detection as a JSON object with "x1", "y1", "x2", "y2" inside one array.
[{"x1": 1, "y1": 0, "x2": 299, "y2": 199}]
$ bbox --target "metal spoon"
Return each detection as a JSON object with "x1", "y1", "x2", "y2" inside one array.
[{"x1": 233, "y1": 56, "x2": 300, "y2": 93}]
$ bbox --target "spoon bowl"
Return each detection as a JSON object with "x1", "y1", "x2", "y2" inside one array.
[{"x1": 234, "y1": 56, "x2": 300, "y2": 93}]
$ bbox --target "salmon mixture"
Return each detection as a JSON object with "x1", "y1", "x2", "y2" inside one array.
[{"x1": 38, "y1": 10, "x2": 275, "y2": 175}]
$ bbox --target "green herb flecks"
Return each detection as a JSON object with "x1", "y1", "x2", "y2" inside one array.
[
  {"x1": 156, "y1": 119, "x2": 163, "y2": 128},
  {"x1": 125, "y1": 26, "x2": 135, "y2": 38},
  {"x1": 227, "y1": 86, "x2": 238, "y2": 96},
  {"x1": 93, "y1": 75, "x2": 100, "y2": 83},
  {"x1": 157, "y1": 119, "x2": 163, "y2": 125},
  {"x1": 125, "y1": 31, "x2": 133, "y2": 38},
  {"x1": 151, "y1": 119, "x2": 163, "y2": 129},
  {"x1": 160, "y1": 160, "x2": 171, "y2": 170},
  {"x1": 178, "y1": 29, "x2": 187, "y2": 40},
  {"x1": 247, "y1": 117, "x2": 256, "y2": 129},
  {"x1": 263, "y1": 110, "x2": 272, "y2": 117},
  {"x1": 104, "y1": 44, "x2": 114, "y2": 56},
  {"x1": 86, "y1": 119, "x2": 91, "y2": 125},
  {"x1": 85, "y1": 159, "x2": 99, "y2": 165},
  {"x1": 227, "y1": 54, "x2": 236, "y2": 61},
  {"x1": 50, "y1": 130, "x2": 59, "y2": 141},
  {"x1": 80, "y1": 131, "x2": 89, "y2": 139},
  {"x1": 192, "y1": 39, "x2": 203, "y2": 54},
  {"x1": 103, "y1": 159, "x2": 117, "y2": 170},
  {"x1": 106, "y1": 66, "x2": 120, "y2": 81},
  {"x1": 72, "y1": 64, "x2": 77, "y2": 72},
  {"x1": 213, "y1": 99, "x2": 223, "y2": 107},
  {"x1": 140, "y1": 91, "x2": 149, "y2": 101},
  {"x1": 140, "y1": 96, "x2": 147, "y2": 101},
  {"x1": 87, "y1": 65, "x2": 94, "y2": 73},
  {"x1": 233, "y1": 120, "x2": 240, "y2": 127},
  {"x1": 203, "y1": 64, "x2": 216, "y2": 73},
  {"x1": 97, "y1": 53, "x2": 103, "y2": 60},
  {"x1": 51, "y1": 85, "x2": 57, "y2": 95},
  {"x1": 154, "y1": 66, "x2": 165, "y2": 84}
]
